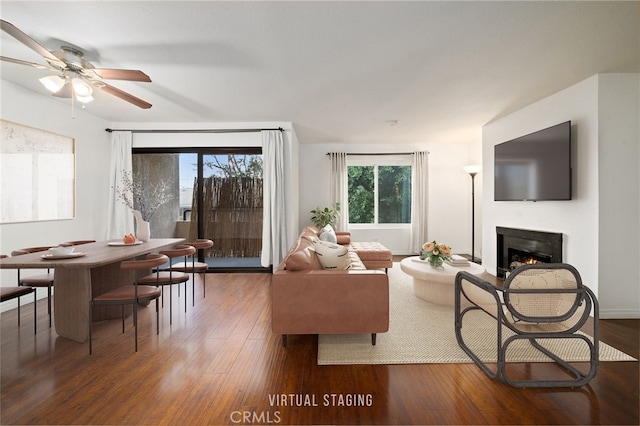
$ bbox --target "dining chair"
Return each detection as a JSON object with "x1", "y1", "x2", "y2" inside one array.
[
  {"x1": 11, "y1": 246, "x2": 55, "y2": 327},
  {"x1": 89, "y1": 253, "x2": 168, "y2": 354},
  {"x1": 60, "y1": 239, "x2": 96, "y2": 247},
  {"x1": 167, "y1": 239, "x2": 213, "y2": 304},
  {"x1": 1, "y1": 255, "x2": 37, "y2": 334},
  {"x1": 138, "y1": 244, "x2": 196, "y2": 324}
]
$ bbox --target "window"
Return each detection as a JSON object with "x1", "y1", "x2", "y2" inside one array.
[{"x1": 347, "y1": 156, "x2": 412, "y2": 225}]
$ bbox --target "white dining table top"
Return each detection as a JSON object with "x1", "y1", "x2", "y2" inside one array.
[{"x1": 0, "y1": 238, "x2": 184, "y2": 269}]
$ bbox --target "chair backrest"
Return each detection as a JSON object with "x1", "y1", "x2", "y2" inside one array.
[
  {"x1": 60, "y1": 240, "x2": 96, "y2": 247},
  {"x1": 160, "y1": 244, "x2": 196, "y2": 258},
  {"x1": 504, "y1": 263, "x2": 588, "y2": 324},
  {"x1": 121, "y1": 253, "x2": 170, "y2": 271},
  {"x1": 11, "y1": 246, "x2": 53, "y2": 256},
  {"x1": 185, "y1": 239, "x2": 214, "y2": 250}
]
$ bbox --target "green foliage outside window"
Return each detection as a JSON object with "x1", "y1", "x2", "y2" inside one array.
[
  {"x1": 348, "y1": 166, "x2": 374, "y2": 223},
  {"x1": 348, "y1": 165, "x2": 411, "y2": 224}
]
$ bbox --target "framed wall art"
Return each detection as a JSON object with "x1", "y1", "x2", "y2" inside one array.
[{"x1": 1, "y1": 119, "x2": 75, "y2": 223}]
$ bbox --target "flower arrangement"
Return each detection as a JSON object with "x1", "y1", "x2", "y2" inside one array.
[
  {"x1": 115, "y1": 170, "x2": 174, "y2": 221},
  {"x1": 420, "y1": 241, "x2": 452, "y2": 268}
]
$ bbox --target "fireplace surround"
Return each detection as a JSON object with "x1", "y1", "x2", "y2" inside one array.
[{"x1": 496, "y1": 227, "x2": 563, "y2": 278}]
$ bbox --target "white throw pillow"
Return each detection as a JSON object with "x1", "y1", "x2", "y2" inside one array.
[
  {"x1": 319, "y1": 224, "x2": 337, "y2": 243},
  {"x1": 313, "y1": 239, "x2": 351, "y2": 270}
]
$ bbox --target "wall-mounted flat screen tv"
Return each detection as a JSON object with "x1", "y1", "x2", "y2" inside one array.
[{"x1": 494, "y1": 121, "x2": 572, "y2": 201}]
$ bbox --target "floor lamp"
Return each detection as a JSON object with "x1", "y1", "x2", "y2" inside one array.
[{"x1": 463, "y1": 165, "x2": 481, "y2": 263}]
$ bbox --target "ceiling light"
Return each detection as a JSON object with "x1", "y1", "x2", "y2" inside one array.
[
  {"x1": 39, "y1": 75, "x2": 66, "y2": 93},
  {"x1": 75, "y1": 94, "x2": 94, "y2": 104},
  {"x1": 71, "y1": 77, "x2": 93, "y2": 97}
]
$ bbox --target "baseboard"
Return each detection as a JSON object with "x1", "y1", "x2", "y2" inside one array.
[{"x1": 600, "y1": 308, "x2": 640, "y2": 319}]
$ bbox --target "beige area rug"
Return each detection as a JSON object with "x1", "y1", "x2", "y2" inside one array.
[{"x1": 317, "y1": 263, "x2": 637, "y2": 365}]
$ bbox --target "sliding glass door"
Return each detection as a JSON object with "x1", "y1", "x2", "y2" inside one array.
[{"x1": 132, "y1": 148, "x2": 265, "y2": 271}]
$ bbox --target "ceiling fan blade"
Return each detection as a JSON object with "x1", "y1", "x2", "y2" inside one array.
[
  {"x1": 100, "y1": 83, "x2": 152, "y2": 109},
  {"x1": 93, "y1": 68, "x2": 151, "y2": 82},
  {"x1": 0, "y1": 55, "x2": 57, "y2": 71},
  {"x1": 0, "y1": 19, "x2": 64, "y2": 66}
]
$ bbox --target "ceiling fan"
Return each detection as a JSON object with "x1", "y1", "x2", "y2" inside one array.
[{"x1": 0, "y1": 19, "x2": 152, "y2": 109}]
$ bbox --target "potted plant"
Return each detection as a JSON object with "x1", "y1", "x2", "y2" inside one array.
[{"x1": 310, "y1": 202, "x2": 341, "y2": 229}]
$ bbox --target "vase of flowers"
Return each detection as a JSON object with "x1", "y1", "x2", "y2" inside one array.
[{"x1": 420, "y1": 241, "x2": 452, "y2": 268}]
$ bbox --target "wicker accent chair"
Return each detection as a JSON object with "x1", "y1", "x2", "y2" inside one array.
[
  {"x1": 455, "y1": 263, "x2": 599, "y2": 388},
  {"x1": 168, "y1": 239, "x2": 213, "y2": 303},
  {"x1": 89, "y1": 253, "x2": 168, "y2": 354},
  {"x1": 11, "y1": 246, "x2": 55, "y2": 327}
]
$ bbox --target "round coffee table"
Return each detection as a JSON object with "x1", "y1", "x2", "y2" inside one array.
[{"x1": 400, "y1": 256, "x2": 486, "y2": 305}]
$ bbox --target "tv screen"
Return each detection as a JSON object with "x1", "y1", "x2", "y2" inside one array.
[{"x1": 494, "y1": 121, "x2": 572, "y2": 201}]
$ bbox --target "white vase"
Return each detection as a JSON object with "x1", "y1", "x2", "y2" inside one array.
[{"x1": 132, "y1": 210, "x2": 151, "y2": 242}]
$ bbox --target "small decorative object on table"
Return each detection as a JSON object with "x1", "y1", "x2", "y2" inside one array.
[{"x1": 420, "y1": 241, "x2": 452, "y2": 268}]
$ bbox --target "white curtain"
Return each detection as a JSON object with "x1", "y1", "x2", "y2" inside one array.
[
  {"x1": 329, "y1": 152, "x2": 349, "y2": 231},
  {"x1": 261, "y1": 130, "x2": 288, "y2": 268},
  {"x1": 106, "y1": 131, "x2": 134, "y2": 239},
  {"x1": 409, "y1": 151, "x2": 429, "y2": 253}
]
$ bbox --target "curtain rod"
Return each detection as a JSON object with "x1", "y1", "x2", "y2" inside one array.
[
  {"x1": 325, "y1": 152, "x2": 426, "y2": 156},
  {"x1": 105, "y1": 127, "x2": 284, "y2": 134}
]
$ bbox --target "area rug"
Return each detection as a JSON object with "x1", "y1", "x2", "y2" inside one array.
[{"x1": 317, "y1": 263, "x2": 637, "y2": 365}]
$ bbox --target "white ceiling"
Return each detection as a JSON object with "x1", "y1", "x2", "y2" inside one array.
[{"x1": 1, "y1": 1, "x2": 638, "y2": 145}]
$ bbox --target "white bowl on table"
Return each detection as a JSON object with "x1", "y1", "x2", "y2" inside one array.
[{"x1": 49, "y1": 246, "x2": 75, "y2": 256}]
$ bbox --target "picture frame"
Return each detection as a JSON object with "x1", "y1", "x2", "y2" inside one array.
[{"x1": 1, "y1": 119, "x2": 76, "y2": 223}]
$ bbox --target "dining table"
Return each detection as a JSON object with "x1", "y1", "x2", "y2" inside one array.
[{"x1": 0, "y1": 238, "x2": 184, "y2": 342}]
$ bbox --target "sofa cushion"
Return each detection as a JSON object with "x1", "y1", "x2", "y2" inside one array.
[
  {"x1": 313, "y1": 239, "x2": 352, "y2": 270},
  {"x1": 285, "y1": 246, "x2": 322, "y2": 271},
  {"x1": 319, "y1": 224, "x2": 337, "y2": 243}
]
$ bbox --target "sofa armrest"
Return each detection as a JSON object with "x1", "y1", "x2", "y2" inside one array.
[{"x1": 335, "y1": 231, "x2": 351, "y2": 245}]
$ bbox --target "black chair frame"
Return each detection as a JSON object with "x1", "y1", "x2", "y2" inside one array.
[{"x1": 455, "y1": 263, "x2": 599, "y2": 388}]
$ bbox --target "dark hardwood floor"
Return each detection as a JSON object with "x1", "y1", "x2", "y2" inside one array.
[{"x1": 1, "y1": 266, "x2": 638, "y2": 425}]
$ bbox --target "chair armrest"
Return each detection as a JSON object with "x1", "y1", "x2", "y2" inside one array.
[{"x1": 455, "y1": 271, "x2": 503, "y2": 318}]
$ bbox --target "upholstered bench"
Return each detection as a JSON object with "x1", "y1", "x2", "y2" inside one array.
[{"x1": 347, "y1": 241, "x2": 393, "y2": 272}]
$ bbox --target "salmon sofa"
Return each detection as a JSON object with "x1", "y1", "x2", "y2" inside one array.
[{"x1": 271, "y1": 226, "x2": 390, "y2": 346}]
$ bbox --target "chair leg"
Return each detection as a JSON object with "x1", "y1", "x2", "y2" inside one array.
[
  {"x1": 47, "y1": 284, "x2": 52, "y2": 327},
  {"x1": 156, "y1": 298, "x2": 160, "y2": 335},
  {"x1": 184, "y1": 281, "x2": 188, "y2": 313},
  {"x1": 169, "y1": 285, "x2": 173, "y2": 325},
  {"x1": 89, "y1": 301, "x2": 93, "y2": 354},
  {"x1": 121, "y1": 306, "x2": 125, "y2": 333},
  {"x1": 191, "y1": 272, "x2": 195, "y2": 307},
  {"x1": 33, "y1": 291, "x2": 37, "y2": 335},
  {"x1": 133, "y1": 302, "x2": 138, "y2": 352},
  {"x1": 17, "y1": 295, "x2": 21, "y2": 327}
]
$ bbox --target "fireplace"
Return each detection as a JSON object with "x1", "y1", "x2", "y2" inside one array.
[{"x1": 496, "y1": 227, "x2": 563, "y2": 278}]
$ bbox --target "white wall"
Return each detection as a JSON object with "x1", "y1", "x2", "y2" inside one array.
[
  {"x1": 597, "y1": 74, "x2": 640, "y2": 318},
  {"x1": 1, "y1": 81, "x2": 112, "y2": 308},
  {"x1": 297, "y1": 141, "x2": 482, "y2": 256},
  {"x1": 482, "y1": 74, "x2": 640, "y2": 319}
]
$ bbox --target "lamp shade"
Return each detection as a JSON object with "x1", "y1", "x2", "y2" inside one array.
[
  {"x1": 71, "y1": 78, "x2": 93, "y2": 97},
  {"x1": 39, "y1": 75, "x2": 66, "y2": 93},
  {"x1": 463, "y1": 165, "x2": 482, "y2": 175}
]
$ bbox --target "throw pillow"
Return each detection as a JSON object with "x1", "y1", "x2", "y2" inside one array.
[
  {"x1": 319, "y1": 224, "x2": 337, "y2": 243},
  {"x1": 313, "y1": 239, "x2": 351, "y2": 270}
]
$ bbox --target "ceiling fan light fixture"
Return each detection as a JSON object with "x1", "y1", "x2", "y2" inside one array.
[
  {"x1": 71, "y1": 77, "x2": 93, "y2": 97},
  {"x1": 39, "y1": 75, "x2": 66, "y2": 93},
  {"x1": 75, "y1": 94, "x2": 94, "y2": 104}
]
